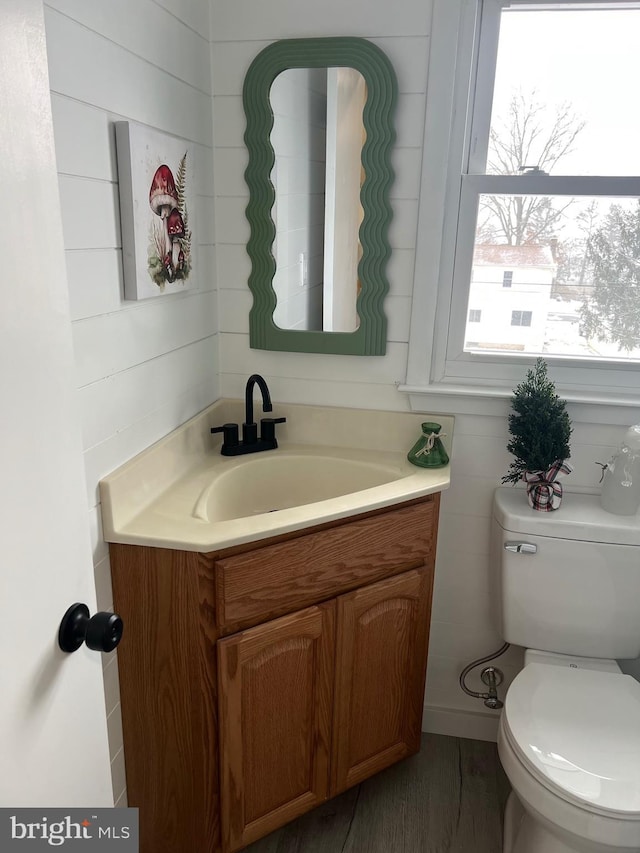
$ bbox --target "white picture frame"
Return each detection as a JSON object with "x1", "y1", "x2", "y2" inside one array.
[{"x1": 116, "y1": 121, "x2": 196, "y2": 300}]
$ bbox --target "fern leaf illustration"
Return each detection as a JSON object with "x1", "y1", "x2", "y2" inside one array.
[
  {"x1": 182, "y1": 207, "x2": 191, "y2": 258},
  {"x1": 176, "y1": 152, "x2": 187, "y2": 216}
]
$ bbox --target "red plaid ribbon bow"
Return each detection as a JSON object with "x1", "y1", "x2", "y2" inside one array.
[{"x1": 523, "y1": 460, "x2": 572, "y2": 511}]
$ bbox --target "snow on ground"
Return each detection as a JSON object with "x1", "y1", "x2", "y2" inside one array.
[{"x1": 542, "y1": 300, "x2": 640, "y2": 361}]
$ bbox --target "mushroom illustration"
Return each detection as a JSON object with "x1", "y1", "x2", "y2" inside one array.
[
  {"x1": 149, "y1": 165, "x2": 178, "y2": 261},
  {"x1": 166, "y1": 207, "x2": 185, "y2": 271}
]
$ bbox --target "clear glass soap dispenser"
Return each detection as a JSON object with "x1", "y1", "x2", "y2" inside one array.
[{"x1": 600, "y1": 424, "x2": 640, "y2": 516}]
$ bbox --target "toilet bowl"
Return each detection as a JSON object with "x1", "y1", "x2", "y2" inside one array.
[
  {"x1": 498, "y1": 658, "x2": 640, "y2": 852},
  {"x1": 492, "y1": 488, "x2": 640, "y2": 853}
]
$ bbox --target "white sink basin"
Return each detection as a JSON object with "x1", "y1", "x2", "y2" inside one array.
[{"x1": 193, "y1": 450, "x2": 404, "y2": 522}]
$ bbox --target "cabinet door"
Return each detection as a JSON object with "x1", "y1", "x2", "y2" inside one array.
[
  {"x1": 218, "y1": 603, "x2": 335, "y2": 853},
  {"x1": 331, "y1": 567, "x2": 433, "y2": 795}
]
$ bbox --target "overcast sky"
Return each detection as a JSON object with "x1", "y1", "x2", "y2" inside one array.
[{"x1": 491, "y1": 8, "x2": 640, "y2": 176}]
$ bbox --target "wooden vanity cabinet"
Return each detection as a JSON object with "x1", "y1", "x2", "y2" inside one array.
[
  {"x1": 217, "y1": 567, "x2": 432, "y2": 853},
  {"x1": 110, "y1": 494, "x2": 439, "y2": 853}
]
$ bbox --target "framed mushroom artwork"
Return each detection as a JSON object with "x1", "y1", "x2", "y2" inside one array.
[{"x1": 115, "y1": 121, "x2": 196, "y2": 300}]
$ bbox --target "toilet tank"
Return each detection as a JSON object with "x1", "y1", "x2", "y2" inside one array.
[{"x1": 493, "y1": 488, "x2": 640, "y2": 659}]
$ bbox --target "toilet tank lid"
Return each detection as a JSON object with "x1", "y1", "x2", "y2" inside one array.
[{"x1": 494, "y1": 487, "x2": 640, "y2": 545}]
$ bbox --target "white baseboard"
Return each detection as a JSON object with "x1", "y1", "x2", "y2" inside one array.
[{"x1": 422, "y1": 704, "x2": 500, "y2": 742}]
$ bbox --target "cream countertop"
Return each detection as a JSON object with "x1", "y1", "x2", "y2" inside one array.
[{"x1": 99, "y1": 401, "x2": 452, "y2": 552}]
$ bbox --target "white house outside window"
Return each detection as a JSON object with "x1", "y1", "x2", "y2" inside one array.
[{"x1": 406, "y1": 0, "x2": 640, "y2": 402}]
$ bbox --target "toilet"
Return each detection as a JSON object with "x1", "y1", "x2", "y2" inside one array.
[{"x1": 493, "y1": 487, "x2": 640, "y2": 853}]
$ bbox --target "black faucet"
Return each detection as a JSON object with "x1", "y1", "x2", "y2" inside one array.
[
  {"x1": 210, "y1": 374, "x2": 286, "y2": 456},
  {"x1": 243, "y1": 373, "x2": 272, "y2": 443}
]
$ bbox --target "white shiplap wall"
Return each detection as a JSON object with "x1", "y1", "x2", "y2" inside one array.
[
  {"x1": 44, "y1": 0, "x2": 218, "y2": 805},
  {"x1": 211, "y1": 0, "x2": 640, "y2": 740}
]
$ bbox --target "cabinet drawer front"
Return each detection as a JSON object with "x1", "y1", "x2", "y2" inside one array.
[{"x1": 215, "y1": 497, "x2": 437, "y2": 633}]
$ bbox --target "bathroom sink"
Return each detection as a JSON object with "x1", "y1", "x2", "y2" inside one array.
[
  {"x1": 193, "y1": 450, "x2": 404, "y2": 522},
  {"x1": 99, "y1": 401, "x2": 452, "y2": 551}
]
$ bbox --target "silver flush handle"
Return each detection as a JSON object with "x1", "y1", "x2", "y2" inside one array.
[{"x1": 504, "y1": 541, "x2": 537, "y2": 555}]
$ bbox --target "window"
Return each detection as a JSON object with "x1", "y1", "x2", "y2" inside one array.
[
  {"x1": 468, "y1": 309, "x2": 482, "y2": 322},
  {"x1": 406, "y1": 0, "x2": 640, "y2": 402},
  {"x1": 511, "y1": 310, "x2": 532, "y2": 327}
]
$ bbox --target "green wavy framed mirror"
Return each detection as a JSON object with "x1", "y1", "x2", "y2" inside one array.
[{"x1": 243, "y1": 37, "x2": 397, "y2": 355}]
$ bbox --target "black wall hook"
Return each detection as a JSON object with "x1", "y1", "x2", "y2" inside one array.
[{"x1": 58, "y1": 603, "x2": 123, "y2": 653}]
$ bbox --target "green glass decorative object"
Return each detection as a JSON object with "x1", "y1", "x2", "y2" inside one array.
[
  {"x1": 243, "y1": 37, "x2": 397, "y2": 355},
  {"x1": 408, "y1": 423, "x2": 449, "y2": 469}
]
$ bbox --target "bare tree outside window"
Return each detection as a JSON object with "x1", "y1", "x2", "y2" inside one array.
[
  {"x1": 554, "y1": 200, "x2": 599, "y2": 288},
  {"x1": 477, "y1": 91, "x2": 585, "y2": 246},
  {"x1": 473, "y1": 91, "x2": 640, "y2": 356}
]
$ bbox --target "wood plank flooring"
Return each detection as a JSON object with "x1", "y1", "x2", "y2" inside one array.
[{"x1": 246, "y1": 734, "x2": 511, "y2": 853}]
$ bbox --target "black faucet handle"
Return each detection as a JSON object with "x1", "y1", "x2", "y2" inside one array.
[
  {"x1": 260, "y1": 416, "x2": 286, "y2": 444},
  {"x1": 211, "y1": 423, "x2": 239, "y2": 448}
]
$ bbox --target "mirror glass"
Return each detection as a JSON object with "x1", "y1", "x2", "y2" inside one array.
[{"x1": 269, "y1": 67, "x2": 366, "y2": 332}]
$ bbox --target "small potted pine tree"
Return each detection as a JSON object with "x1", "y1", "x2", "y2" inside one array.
[{"x1": 502, "y1": 358, "x2": 572, "y2": 511}]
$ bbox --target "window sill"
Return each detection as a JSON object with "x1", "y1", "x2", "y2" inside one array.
[{"x1": 397, "y1": 382, "x2": 640, "y2": 425}]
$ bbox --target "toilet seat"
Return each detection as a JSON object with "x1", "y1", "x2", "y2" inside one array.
[{"x1": 503, "y1": 663, "x2": 640, "y2": 817}]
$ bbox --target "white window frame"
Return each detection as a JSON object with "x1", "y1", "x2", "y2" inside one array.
[{"x1": 402, "y1": 0, "x2": 640, "y2": 408}]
